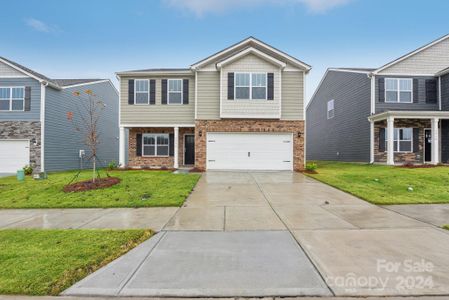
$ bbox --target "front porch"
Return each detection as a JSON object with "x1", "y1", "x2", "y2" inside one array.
[
  {"x1": 119, "y1": 125, "x2": 195, "y2": 169},
  {"x1": 369, "y1": 111, "x2": 449, "y2": 165}
]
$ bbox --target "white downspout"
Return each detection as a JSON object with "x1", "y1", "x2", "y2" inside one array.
[{"x1": 40, "y1": 82, "x2": 48, "y2": 172}]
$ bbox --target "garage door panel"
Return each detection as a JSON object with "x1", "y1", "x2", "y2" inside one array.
[
  {"x1": 206, "y1": 133, "x2": 293, "y2": 171},
  {"x1": 0, "y1": 140, "x2": 30, "y2": 173}
]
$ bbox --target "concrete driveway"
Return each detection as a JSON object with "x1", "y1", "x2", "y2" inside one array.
[{"x1": 65, "y1": 171, "x2": 449, "y2": 297}]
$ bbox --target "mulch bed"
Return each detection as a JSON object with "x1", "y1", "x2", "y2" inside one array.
[
  {"x1": 302, "y1": 170, "x2": 318, "y2": 174},
  {"x1": 397, "y1": 163, "x2": 439, "y2": 169},
  {"x1": 63, "y1": 177, "x2": 121, "y2": 192}
]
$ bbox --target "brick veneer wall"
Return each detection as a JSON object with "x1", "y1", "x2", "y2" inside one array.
[
  {"x1": 374, "y1": 119, "x2": 430, "y2": 163},
  {"x1": 128, "y1": 127, "x2": 194, "y2": 168},
  {"x1": 0, "y1": 121, "x2": 41, "y2": 172},
  {"x1": 194, "y1": 119, "x2": 305, "y2": 171}
]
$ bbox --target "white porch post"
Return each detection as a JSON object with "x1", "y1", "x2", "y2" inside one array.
[
  {"x1": 387, "y1": 116, "x2": 395, "y2": 165},
  {"x1": 119, "y1": 126, "x2": 126, "y2": 167},
  {"x1": 431, "y1": 118, "x2": 440, "y2": 165},
  {"x1": 174, "y1": 126, "x2": 179, "y2": 169},
  {"x1": 370, "y1": 120, "x2": 375, "y2": 163}
]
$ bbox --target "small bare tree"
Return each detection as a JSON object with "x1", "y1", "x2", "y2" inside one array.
[{"x1": 68, "y1": 90, "x2": 106, "y2": 182}]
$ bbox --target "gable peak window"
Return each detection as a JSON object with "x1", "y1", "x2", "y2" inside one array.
[
  {"x1": 327, "y1": 99, "x2": 334, "y2": 119},
  {"x1": 0, "y1": 87, "x2": 24, "y2": 111},
  {"x1": 235, "y1": 72, "x2": 267, "y2": 100},
  {"x1": 134, "y1": 79, "x2": 149, "y2": 104},
  {"x1": 385, "y1": 78, "x2": 412, "y2": 103},
  {"x1": 168, "y1": 79, "x2": 183, "y2": 104}
]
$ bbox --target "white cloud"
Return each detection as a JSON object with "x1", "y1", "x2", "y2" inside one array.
[
  {"x1": 25, "y1": 18, "x2": 60, "y2": 33},
  {"x1": 163, "y1": 0, "x2": 351, "y2": 16}
]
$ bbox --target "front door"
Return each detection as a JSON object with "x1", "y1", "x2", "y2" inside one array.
[
  {"x1": 424, "y1": 129, "x2": 432, "y2": 162},
  {"x1": 184, "y1": 134, "x2": 195, "y2": 165}
]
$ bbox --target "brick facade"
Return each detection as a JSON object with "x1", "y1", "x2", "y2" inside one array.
[
  {"x1": 374, "y1": 119, "x2": 430, "y2": 164},
  {"x1": 0, "y1": 121, "x2": 41, "y2": 172},
  {"x1": 194, "y1": 119, "x2": 305, "y2": 171},
  {"x1": 128, "y1": 127, "x2": 194, "y2": 168}
]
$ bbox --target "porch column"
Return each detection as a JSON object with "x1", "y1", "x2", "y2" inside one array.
[
  {"x1": 174, "y1": 126, "x2": 179, "y2": 169},
  {"x1": 119, "y1": 126, "x2": 126, "y2": 167},
  {"x1": 431, "y1": 118, "x2": 440, "y2": 165},
  {"x1": 387, "y1": 116, "x2": 395, "y2": 165},
  {"x1": 370, "y1": 120, "x2": 375, "y2": 163}
]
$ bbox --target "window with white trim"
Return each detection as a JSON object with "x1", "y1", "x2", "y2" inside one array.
[
  {"x1": 327, "y1": 99, "x2": 334, "y2": 119},
  {"x1": 235, "y1": 72, "x2": 267, "y2": 100},
  {"x1": 0, "y1": 87, "x2": 24, "y2": 111},
  {"x1": 135, "y1": 79, "x2": 149, "y2": 104},
  {"x1": 385, "y1": 78, "x2": 412, "y2": 103},
  {"x1": 168, "y1": 79, "x2": 182, "y2": 104},
  {"x1": 385, "y1": 128, "x2": 412, "y2": 152},
  {"x1": 142, "y1": 134, "x2": 169, "y2": 156}
]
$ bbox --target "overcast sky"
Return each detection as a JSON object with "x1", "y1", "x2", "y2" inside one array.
[{"x1": 1, "y1": 0, "x2": 448, "y2": 102}]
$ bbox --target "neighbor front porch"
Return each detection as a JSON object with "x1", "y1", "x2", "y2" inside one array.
[{"x1": 369, "y1": 111, "x2": 449, "y2": 165}]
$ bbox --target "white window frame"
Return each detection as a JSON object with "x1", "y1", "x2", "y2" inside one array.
[
  {"x1": 385, "y1": 128, "x2": 413, "y2": 153},
  {"x1": 167, "y1": 79, "x2": 183, "y2": 105},
  {"x1": 327, "y1": 99, "x2": 334, "y2": 119},
  {"x1": 134, "y1": 79, "x2": 150, "y2": 105},
  {"x1": 234, "y1": 72, "x2": 267, "y2": 100},
  {"x1": 385, "y1": 78, "x2": 413, "y2": 103},
  {"x1": 142, "y1": 133, "x2": 170, "y2": 157},
  {"x1": 0, "y1": 86, "x2": 25, "y2": 112}
]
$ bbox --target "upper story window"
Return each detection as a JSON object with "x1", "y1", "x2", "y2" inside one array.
[
  {"x1": 385, "y1": 78, "x2": 412, "y2": 103},
  {"x1": 327, "y1": 99, "x2": 334, "y2": 119},
  {"x1": 168, "y1": 79, "x2": 183, "y2": 104},
  {"x1": 385, "y1": 128, "x2": 412, "y2": 152},
  {"x1": 0, "y1": 87, "x2": 24, "y2": 111},
  {"x1": 142, "y1": 133, "x2": 169, "y2": 156},
  {"x1": 235, "y1": 72, "x2": 267, "y2": 100},
  {"x1": 135, "y1": 79, "x2": 149, "y2": 104}
]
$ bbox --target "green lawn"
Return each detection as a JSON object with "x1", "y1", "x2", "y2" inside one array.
[
  {"x1": 305, "y1": 161, "x2": 449, "y2": 205},
  {"x1": 0, "y1": 229, "x2": 152, "y2": 295},
  {"x1": 0, "y1": 170, "x2": 200, "y2": 208}
]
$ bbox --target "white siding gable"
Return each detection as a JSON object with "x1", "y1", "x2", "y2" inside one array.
[{"x1": 0, "y1": 61, "x2": 28, "y2": 77}]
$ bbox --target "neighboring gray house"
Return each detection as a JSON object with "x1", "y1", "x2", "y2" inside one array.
[
  {"x1": 0, "y1": 57, "x2": 119, "y2": 173},
  {"x1": 307, "y1": 33, "x2": 449, "y2": 165}
]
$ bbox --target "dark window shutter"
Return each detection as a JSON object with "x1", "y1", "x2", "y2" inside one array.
[
  {"x1": 413, "y1": 128, "x2": 419, "y2": 153},
  {"x1": 378, "y1": 78, "x2": 385, "y2": 103},
  {"x1": 136, "y1": 133, "x2": 142, "y2": 156},
  {"x1": 149, "y1": 79, "x2": 156, "y2": 105},
  {"x1": 24, "y1": 86, "x2": 31, "y2": 111},
  {"x1": 183, "y1": 79, "x2": 189, "y2": 104},
  {"x1": 267, "y1": 73, "x2": 274, "y2": 100},
  {"x1": 169, "y1": 133, "x2": 174, "y2": 156},
  {"x1": 425, "y1": 79, "x2": 437, "y2": 104},
  {"x1": 128, "y1": 80, "x2": 134, "y2": 105},
  {"x1": 413, "y1": 79, "x2": 419, "y2": 103},
  {"x1": 379, "y1": 128, "x2": 385, "y2": 152},
  {"x1": 227, "y1": 72, "x2": 234, "y2": 100},
  {"x1": 161, "y1": 79, "x2": 167, "y2": 104}
]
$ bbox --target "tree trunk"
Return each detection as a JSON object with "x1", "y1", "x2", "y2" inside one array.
[{"x1": 92, "y1": 156, "x2": 96, "y2": 183}]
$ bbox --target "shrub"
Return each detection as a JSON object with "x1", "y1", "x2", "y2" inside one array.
[
  {"x1": 305, "y1": 162, "x2": 317, "y2": 172},
  {"x1": 23, "y1": 165, "x2": 33, "y2": 175},
  {"x1": 107, "y1": 160, "x2": 118, "y2": 170}
]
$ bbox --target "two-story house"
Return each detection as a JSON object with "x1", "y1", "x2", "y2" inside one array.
[
  {"x1": 0, "y1": 56, "x2": 119, "y2": 173},
  {"x1": 117, "y1": 37, "x2": 310, "y2": 171},
  {"x1": 307, "y1": 34, "x2": 449, "y2": 165}
]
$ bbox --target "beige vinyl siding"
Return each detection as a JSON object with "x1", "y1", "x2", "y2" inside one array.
[
  {"x1": 0, "y1": 61, "x2": 27, "y2": 77},
  {"x1": 281, "y1": 71, "x2": 304, "y2": 120},
  {"x1": 120, "y1": 75, "x2": 195, "y2": 125},
  {"x1": 221, "y1": 54, "x2": 281, "y2": 118},
  {"x1": 379, "y1": 37, "x2": 449, "y2": 75},
  {"x1": 196, "y1": 71, "x2": 220, "y2": 120}
]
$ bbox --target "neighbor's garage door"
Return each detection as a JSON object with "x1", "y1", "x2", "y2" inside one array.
[
  {"x1": 206, "y1": 133, "x2": 293, "y2": 170},
  {"x1": 0, "y1": 140, "x2": 30, "y2": 173}
]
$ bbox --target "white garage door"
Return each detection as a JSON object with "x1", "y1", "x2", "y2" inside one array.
[
  {"x1": 206, "y1": 133, "x2": 293, "y2": 170},
  {"x1": 0, "y1": 140, "x2": 30, "y2": 173}
]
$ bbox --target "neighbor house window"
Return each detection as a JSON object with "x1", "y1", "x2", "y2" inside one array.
[
  {"x1": 385, "y1": 78, "x2": 412, "y2": 103},
  {"x1": 385, "y1": 128, "x2": 412, "y2": 152},
  {"x1": 168, "y1": 79, "x2": 182, "y2": 104},
  {"x1": 327, "y1": 99, "x2": 334, "y2": 119},
  {"x1": 135, "y1": 79, "x2": 149, "y2": 104},
  {"x1": 235, "y1": 72, "x2": 267, "y2": 100},
  {"x1": 142, "y1": 134, "x2": 169, "y2": 156},
  {"x1": 0, "y1": 87, "x2": 24, "y2": 111}
]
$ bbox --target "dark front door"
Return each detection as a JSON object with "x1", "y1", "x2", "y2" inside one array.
[
  {"x1": 184, "y1": 134, "x2": 195, "y2": 165},
  {"x1": 424, "y1": 129, "x2": 432, "y2": 162}
]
